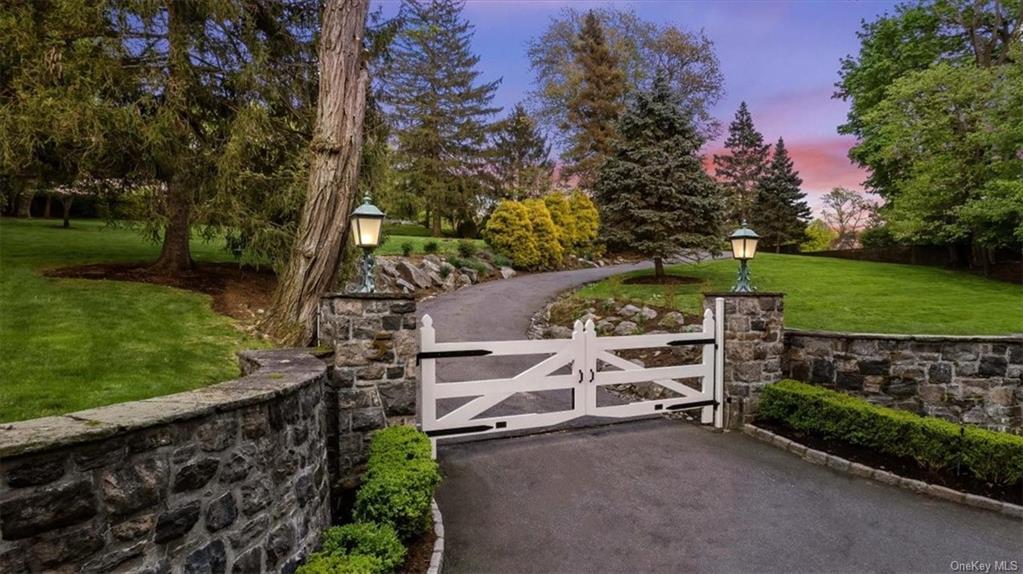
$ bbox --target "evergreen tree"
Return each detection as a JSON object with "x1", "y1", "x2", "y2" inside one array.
[
  {"x1": 754, "y1": 138, "x2": 811, "y2": 252},
  {"x1": 594, "y1": 74, "x2": 723, "y2": 278},
  {"x1": 492, "y1": 104, "x2": 552, "y2": 200},
  {"x1": 562, "y1": 11, "x2": 626, "y2": 188},
  {"x1": 713, "y1": 102, "x2": 770, "y2": 224},
  {"x1": 378, "y1": 0, "x2": 500, "y2": 236}
]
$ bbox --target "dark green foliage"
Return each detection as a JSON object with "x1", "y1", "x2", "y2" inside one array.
[
  {"x1": 712, "y1": 102, "x2": 770, "y2": 225},
  {"x1": 594, "y1": 74, "x2": 723, "y2": 275},
  {"x1": 858, "y1": 225, "x2": 898, "y2": 248},
  {"x1": 753, "y1": 138, "x2": 811, "y2": 252},
  {"x1": 383, "y1": 223, "x2": 433, "y2": 237},
  {"x1": 492, "y1": 104, "x2": 552, "y2": 199},
  {"x1": 354, "y1": 427, "x2": 441, "y2": 541},
  {"x1": 759, "y1": 380, "x2": 1023, "y2": 486},
  {"x1": 562, "y1": 11, "x2": 626, "y2": 187},
  {"x1": 400, "y1": 242, "x2": 414, "y2": 257},
  {"x1": 456, "y1": 239, "x2": 478, "y2": 258},
  {"x1": 320, "y1": 523, "x2": 405, "y2": 573},
  {"x1": 297, "y1": 553, "x2": 383, "y2": 574},
  {"x1": 423, "y1": 240, "x2": 439, "y2": 254},
  {"x1": 377, "y1": 0, "x2": 500, "y2": 236}
]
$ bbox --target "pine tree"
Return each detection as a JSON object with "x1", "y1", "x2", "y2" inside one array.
[
  {"x1": 754, "y1": 138, "x2": 811, "y2": 252},
  {"x1": 492, "y1": 104, "x2": 552, "y2": 200},
  {"x1": 378, "y1": 0, "x2": 500, "y2": 237},
  {"x1": 562, "y1": 11, "x2": 626, "y2": 188},
  {"x1": 594, "y1": 74, "x2": 723, "y2": 278},
  {"x1": 713, "y1": 102, "x2": 770, "y2": 224}
]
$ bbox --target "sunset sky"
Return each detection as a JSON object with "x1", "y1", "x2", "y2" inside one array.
[{"x1": 373, "y1": 0, "x2": 901, "y2": 212}]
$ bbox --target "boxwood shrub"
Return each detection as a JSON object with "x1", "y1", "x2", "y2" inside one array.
[
  {"x1": 320, "y1": 523, "x2": 405, "y2": 573},
  {"x1": 758, "y1": 380, "x2": 1023, "y2": 486},
  {"x1": 297, "y1": 553, "x2": 382, "y2": 574},
  {"x1": 354, "y1": 427, "x2": 441, "y2": 542}
]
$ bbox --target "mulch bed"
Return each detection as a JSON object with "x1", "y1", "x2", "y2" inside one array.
[
  {"x1": 400, "y1": 528, "x2": 436, "y2": 574},
  {"x1": 622, "y1": 274, "x2": 702, "y2": 285},
  {"x1": 756, "y1": 419, "x2": 1022, "y2": 505},
  {"x1": 44, "y1": 262, "x2": 276, "y2": 329}
]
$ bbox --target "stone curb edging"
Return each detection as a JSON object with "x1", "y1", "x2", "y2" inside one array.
[
  {"x1": 427, "y1": 498, "x2": 445, "y2": 574},
  {"x1": 743, "y1": 424, "x2": 1023, "y2": 521}
]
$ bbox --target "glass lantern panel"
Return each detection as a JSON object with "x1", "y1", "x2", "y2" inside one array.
[{"x1": 353, "y1": 217, "x2": 382, "y2": 247}]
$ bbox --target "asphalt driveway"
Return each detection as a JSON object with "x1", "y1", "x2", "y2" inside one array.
[{"x1": 419, "y1": 264, "x2": 1022, "y2": 573}]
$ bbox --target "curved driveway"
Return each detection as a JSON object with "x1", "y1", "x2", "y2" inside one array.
[{"x1": 420, "y1": 266, "x2": 1022, "y2": 574}]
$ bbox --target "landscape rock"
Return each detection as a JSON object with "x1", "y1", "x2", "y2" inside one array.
[
  {"x1": 500, "y1": 266, "x2": 516, "y2": 279},
  {"x1": 547, "y1": 325, "x2": 573, "y2": 339},
  {"x1": 613, "y1": 321, "x2": 639, "y2": 336},
  {"x1": 595, "y1": 319, "x2": 616, "y2": 335},
  {"x1": 639, "y1": 307, "x2": 658, "y2": 320},
  {"x1": 619, "y1": 304, "x2": 641, "y2": 317},
  {"x1": 658, "y1": 312, "x2": 686, "y2": 329}
]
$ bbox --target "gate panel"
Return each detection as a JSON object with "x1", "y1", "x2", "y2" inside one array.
[{"x1": 417, "y1": 298, "x2": 724, "y2": 440}]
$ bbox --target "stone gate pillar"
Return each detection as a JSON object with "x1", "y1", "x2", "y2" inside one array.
[
  {"x1": 703, "y1": 292, "x2": 785, "y2": 429},
  {"x1": 316, "y1": 293, "x2": 418, "y2": 517}
]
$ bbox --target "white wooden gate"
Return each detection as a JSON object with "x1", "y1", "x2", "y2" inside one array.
[{"x1": 418, "y1": 298, "x2": 724, "y2": 439}]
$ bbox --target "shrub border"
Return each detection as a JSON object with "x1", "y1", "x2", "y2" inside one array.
[
  {"x1": 743, "y1": 424, "x2": 1023, "y2": 521},
  {"x1": 427, "y1": 498, "x2": 445, "y2": 574}
]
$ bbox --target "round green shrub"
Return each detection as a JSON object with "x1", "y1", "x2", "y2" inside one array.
[
  {"x1": 483, "y1": 200, "x2": 540, "y2": 269},
  {"x1": 354, "y1": 466, "x2": 437, "y2": 541},
  {"x1": 423, "y1": 240, "x2": 439, "y2": 254},
  {"x1": 543, "y1": 192, "x2": 577, "y2": 254},
  {"x1": 456, "y1": 239, "x2": 478, "y2": 258},
  {"x1": 523, "y1": 198, "x2": 564, "y2": 269},
  {"x1": 297, "y1": 553, "x2": 383, "y2": 574},
  {"x1": 400, "y1": 241, "x2": 414, "y2": 256},
  {"x1": 568, "y1": 190, "x2": 601, "y2": 257},
  {"x1": 320, "y1": 523, "x2": 405, "y2": 573}
]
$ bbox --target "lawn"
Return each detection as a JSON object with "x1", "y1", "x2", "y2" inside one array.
[
  {"x1": 576, "y1": 253, "x2": 1023, "y2": 335},
  {"x1": 0, "y1": 218, "x2": 263, "y2": 423},
  {"x1": 377, "y1": 234, "x2": 487, "y2": 256}
]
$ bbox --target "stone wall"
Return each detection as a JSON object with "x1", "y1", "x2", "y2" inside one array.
[
  {"x1": 0, "y1": 349, "x2": 329, "y2": 574},
  {"x1": 703, "y1": 293, "x2": 785, "y2": 429},
  {"x1": 316, "y1": 293, "x2": 418, "y2": 516},
  {"x1": 784, "y1": 331, "x2": 1023, "y2": 432}
]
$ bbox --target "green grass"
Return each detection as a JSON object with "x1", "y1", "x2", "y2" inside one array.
[
  {"x1": 0, "y1": 218, "x2": 263, "y2": 423},
  {"x1": 576, "y1": 253, "x2": 1023, "y2": 335},
  {"x1": 377, "y1": 234, "x2": 486, "y2": 256}
]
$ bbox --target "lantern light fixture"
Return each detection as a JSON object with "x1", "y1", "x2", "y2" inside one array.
[
  {"x1": 728, "y1": 221, "x2": 760, "y2": 293},
  {"x1": 350, "y1": 195, "x2": 385, "y2": 293}
]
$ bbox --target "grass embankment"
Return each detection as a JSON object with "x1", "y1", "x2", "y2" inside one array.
[
  {"x1": 576, "y1": 253, "x2": 1023, "y2": 335},
  {"x1": 0, "y1": 218, "x2": 263, "y2": 423}
]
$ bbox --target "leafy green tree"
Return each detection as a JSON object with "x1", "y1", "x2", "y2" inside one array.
[
  {"x1": 800, "y1": 219, "x2": 839, "y2": 252},
  {"x1": 754, "y1": 138, "x2": 811, "y2": 252},
  {"x1": 377, "y1": 0, "x2": 500, "y2": 236},
  {"x1": 562, "y1": 11, "x2": 626, "y2": 187},
  {"x1": 836, "y1": 0, "x2": 1020, "y2": 197},
  {"x1": 528, "y1": 7, "x2": 723, "y2": 143},
  {"x1": 492, "y1": 104, "x2": 552, "y2": 200},
  {"x1": 860, "y1": 59, "x2": 1022, "y2": 250},
  {"x1": 594, "y1": 74, "x2": 723, "y2": 278},
  {"x1": 713, "y1": 102, "x2": 770, "y2": 225}
]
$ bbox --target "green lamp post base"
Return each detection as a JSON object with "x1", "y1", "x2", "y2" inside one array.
[{"x1": 731, "y1": 259, "x2": 755, "y2": 293}]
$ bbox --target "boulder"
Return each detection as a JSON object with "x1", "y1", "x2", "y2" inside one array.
[
  {"x1": 595, "y1": 319, "x2": 616, "y2": 335},
  {"x1": 454, "y1": 272, "x2": 473, "y2": 289},
  {"x1": 395, "y1": 260, "x2": 433, "y2": 290},
  {"x1": 499, "y1": 266, "x2": 516, "y2": 279},
  {"x1": 619, "y1": 304, "x2": 641, "y2": 317},
  {"x1": 424, "y1": 254, "x2": 443, "y2": 267},
  {"x1": 658, "y1": 311, "x2": 685, "y2": 329},
  {"x1": 639, "y1": 307, "x2": 658, "y2": 320},
  {"x1": 547, "y1": 325, "x2": 573, "y2": 339},
  {"x1": 459, "y1": 267, "x2": 479, "y2": 284},
  {"x1": 613, "y1": 321, "x2": 639, "y2": 336}
]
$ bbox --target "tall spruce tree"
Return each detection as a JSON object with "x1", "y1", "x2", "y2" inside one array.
[
  {"x1": 754, "y1": 138, "x2": 811, "y2": 252},
  {"x1": 594, "y1": 74, "x2": 723, "y2": 278},
  {"x1": 562, "y1": 11, "x2": 626, "y2": 188},
  {"x1": 713, "y1": 102, "x2": 770, "y2": 224},
  {"x1": 492, "y1": 104, "x2": 552, "y2": 200},
  {"x1": 378, "y1": 0, "x2": 500, "y2": 237}
]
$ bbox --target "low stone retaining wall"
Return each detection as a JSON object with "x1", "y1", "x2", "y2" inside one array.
[
  {"x1": 0, "y1": 349, "x2": 329, "y2": 573},
  {"x1": 784, "y1": 331, "x2": 1023, "y2": 432}
]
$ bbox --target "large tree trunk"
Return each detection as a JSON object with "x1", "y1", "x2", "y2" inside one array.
[
  {"x1": 151, "y1": 179, "x2": 193, "y2": 272},
  {"x1": 43, "y1": 194, "x2": 52, "y2": 218},
  {"x1": 431, "y1": 210, "x2": 442, "y2": 237},
  {"x1": 264, "y1": 0, "x2": 370, "y2": 344},
  {"x1": 15, "y1": 186, "x2": 33, "y2": 218},
  {"x1": 60, "y1": 193, "x2": 73, "y2": 227}
]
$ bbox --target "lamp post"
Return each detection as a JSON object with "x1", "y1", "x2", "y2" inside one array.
[
  {"x1": 729, "y1": 221, "x2": 760, "y2": 293},
  {"x1": 350, "y1": 195, "x2": 385, "y2": 293}
]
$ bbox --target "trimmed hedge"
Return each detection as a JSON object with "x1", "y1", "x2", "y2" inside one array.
[
  {"x1": 354, "y1": 427, "x2": 441, "y2": 542},
  {"x1": 298, "y1": 553, "x2": 382, "y2": 574},
  {"x1": 317, "y1": 522, "x2": 405, "y2": 573},
  {"x1": 759, "y1": 380, "x2": 1023, "y2": 486}
]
